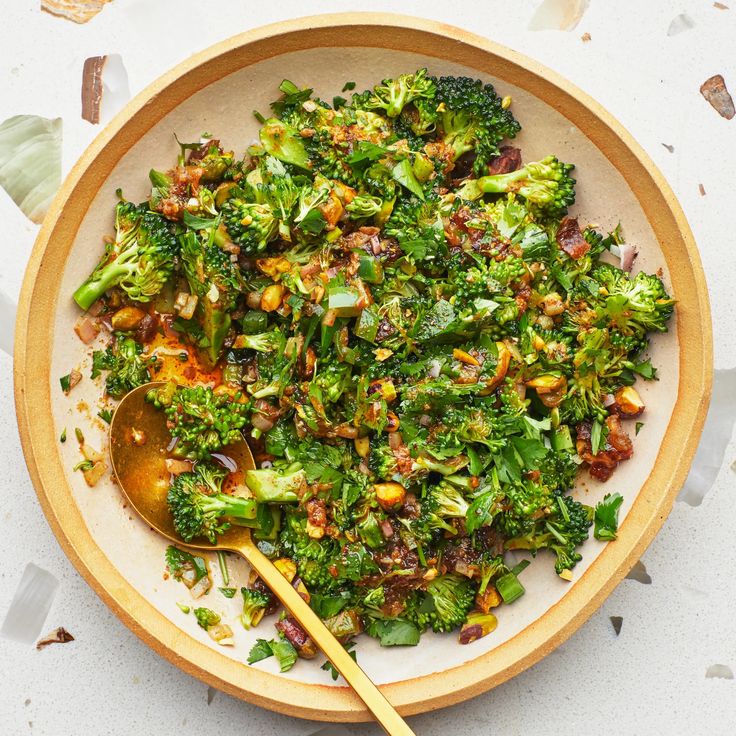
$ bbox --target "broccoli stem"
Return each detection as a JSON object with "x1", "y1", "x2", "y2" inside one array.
[
  {"x1": 477, "y1": 168, "x2": 527, "y2": 194},
  {"x1": 73, "y1": 259, "x2": 133, "y2": 310},
  {"x1": 203, "y1": 494, "x2": 258, "y2": 521}
]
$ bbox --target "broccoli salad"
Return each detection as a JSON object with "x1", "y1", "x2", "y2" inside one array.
[{"x1": 70, "y1": 70, "x2": 674, "y2": 669}]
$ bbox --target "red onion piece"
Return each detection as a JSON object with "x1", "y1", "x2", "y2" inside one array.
[{"x1": 619, "y1": 243, "x2": 638, "y2": 272}]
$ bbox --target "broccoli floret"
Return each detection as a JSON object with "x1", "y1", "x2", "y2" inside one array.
[
  {"x1": 364, "y1": 68, "x2": 436, "y2": 118},
  {"x1": 91, "y1": 336, "x2": 157, "y2": 398},
  {"x1": 506, "y1": 494, "x2": 593, "y2": 574},
  {"x1": 194, "y1": 607, "x2": 221, "y2": 629},
  {"x1": 345, "y1": 194, "x2": 383, "y2": 220},
  {"x1": 472, "y1": 156, "x2": 576, "y2": 221},
  {"x1": 244, "y1": 467, "x2": 306, "y2": 504},
  {"x1": 590, "y1": 263, "x2": 674, "y2": 336},
  {"x1": 147, "y1": 383, "x2": 249, "y2": 460},
  {"x1": 430, "y1": 75, "x2": 521, "y2": 176},
  {"x1": 279, "y1": 512, "x2": 340, "y2": 591},
  {"x1": 180, "y1": 230, "x2": 243, "y2": 365},
  {"x1": 73, "y1": 201, "x2": 178, "y2": 310},
  {"x1": 293, "y1": 178, "x2": 330, "y2": 235},
  {"x1": 235, "y1": 330, "x2": 285, "y2": 353},
  {"x1": 428, "y1": 482, "x2": 470, "y2": 519},
  {"x1": 221, "y1": 198, "x2": 278, "y2": 253},
  {"x1": 167, "y1": 462, "x2": 258, "y2": 543},
  {"x1": 240, "y1": 587, "x2": 271, "y2": 629},
  {"x1": 408, "y1": 574, "x2": 474, "y2": 633}
]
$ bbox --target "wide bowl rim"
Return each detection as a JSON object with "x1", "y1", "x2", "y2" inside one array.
[{"x1": 13, "y1": 12, "x2": 712, "y2": 722}]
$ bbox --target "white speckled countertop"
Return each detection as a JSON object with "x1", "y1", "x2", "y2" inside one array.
[{"x1": 1, "y1": 1, "x2": 734, "y2": 734}]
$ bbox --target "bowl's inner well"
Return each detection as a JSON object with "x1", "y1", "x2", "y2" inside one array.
[{"x1": 51, "y1": 47, "x2": 678, "y2": 686}]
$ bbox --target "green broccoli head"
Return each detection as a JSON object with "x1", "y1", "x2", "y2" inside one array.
[
  {"x1": 409, "y1": 574, "x2": 475, "y2": 633},
  {"x1": 194, "y1": 607, "x2": 221, "y2": 629},
  {"x1": 91, "y1": 335, "x2": 157, "y2": 398},
  {"x1": 345, "y1": 194, "x2": 383, "y2": 220},
  {"x1": 477, "y1": 155, "x2": 576, "y2": 221},
  {"x1": 590, "y1": 263, "x2": 674, "y2": 336},
  {"x1": 221, "y1": 198, "x2": 278, "y2": 253},
  {"x1": 234, "y1": 329, "x2": 285, "y2": 353},
  {"x1": 74, "y1": 201, "x2": 178, "y2": 311},
  {"x1": 428, "y1": 482, "x2": 471, "y2": 519},
  {"x1": 279, "y1": 512, "x2": 340, "y2": 591},
  {"x1": 431, "y1": 75, "x2": 521, "y2": 175},
  {"x1": 363, "y1": 68, "x2": 436, "y2": 118},
  {"x1": 148, "y1": 383, "x2": 250, "y2": 461},
  {"x1": 167, "y1": 462, "x2": 257, "y2": 543},
  {"x1": 240, "y1": 587, "x2": 271, "y2": 629},
  {"x1": 505, "y1": 494, "x2": 593, "y2": 574}
]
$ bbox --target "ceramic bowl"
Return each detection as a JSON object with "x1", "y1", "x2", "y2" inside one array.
[{"x1": 14, "y1": 13, "x2": 712, "y2": 722}]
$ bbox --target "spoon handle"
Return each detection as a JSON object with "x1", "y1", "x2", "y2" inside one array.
[{"x1": 234, "y1": 534, "x2": 416, "y2": 736}]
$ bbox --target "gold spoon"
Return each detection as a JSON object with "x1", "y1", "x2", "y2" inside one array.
[{"x1": 109, "y1": 381, "x2": 415, "y2": 736}]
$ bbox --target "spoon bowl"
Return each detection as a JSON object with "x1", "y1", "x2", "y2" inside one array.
[
  {"x1": 109, "y1": 381, "x2": 256, "y2": 549},
  {"x1": 109, "y1": 381, "x2": 414, "y2": 736}
]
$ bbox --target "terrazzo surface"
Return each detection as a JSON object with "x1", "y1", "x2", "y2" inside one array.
[{"x1": 0, "y1": 1, "x2": 734, "y2": 734}]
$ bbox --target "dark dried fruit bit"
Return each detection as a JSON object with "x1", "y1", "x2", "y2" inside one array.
[
  {"x1": 556, "y1": 216, "x2": 590, "y2": 260},
  {"x1": 36, "y1": 627, "x2": 75, "y2": 650},
  {"x1": 700, "y1": 75, "x2": 735, "y2": 120}
]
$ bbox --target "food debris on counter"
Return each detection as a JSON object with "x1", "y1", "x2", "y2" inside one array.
[
  {"x1": 41, "y1": 0, "x2": 112, "y2": 24},
  {"x1": 661, "y1": 143, "x2": 674, "y2": 153},
  {"x1": 700, "y1": 74, "x2": 735, "y2": 120},
  {"x1": 699, "y1": 183, "x2": 707, "y2": 196},
  {"x1": 36, "y1": 626, "x2": 75, "y2": 650},
  {"x1": 580, "y1": 32, "x2": 591, "y2": 42},
  {"x1": 609, "y1": 616, "x2": 623, "y2": 636}
]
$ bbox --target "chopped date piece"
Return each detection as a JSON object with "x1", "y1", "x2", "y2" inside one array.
[
  {"x1": 275, "y1": 616, "x2": 317, "y2": 658},
  {"x1": 576, "y1": 415, "x2": 634, "y2": 481},
  {"x1": 486, "y1": 146, "x2": 522, "y2": 175},
  {"x1": 556, "y1": 216, "x2": 590, "y2": 259}
]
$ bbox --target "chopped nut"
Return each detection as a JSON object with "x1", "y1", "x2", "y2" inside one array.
[
  {"x1": 261, "y1": 284, "x2": 284, "y2": 312},
  {"x1": 111, "y1": 306, "x2": 146, "y2": 331},
  {"x1": 374, "y1": 482, "x2": 406, "y2": 510},
  {"x1": 354, "y1": 436, "x2": 370, "y2": 458},
  {"x1": 614, "y1": 386, "x2": 645, "y2": 418},
  {"x1": 458, "y1": 612, "x2": 497, "y2": 644}
]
